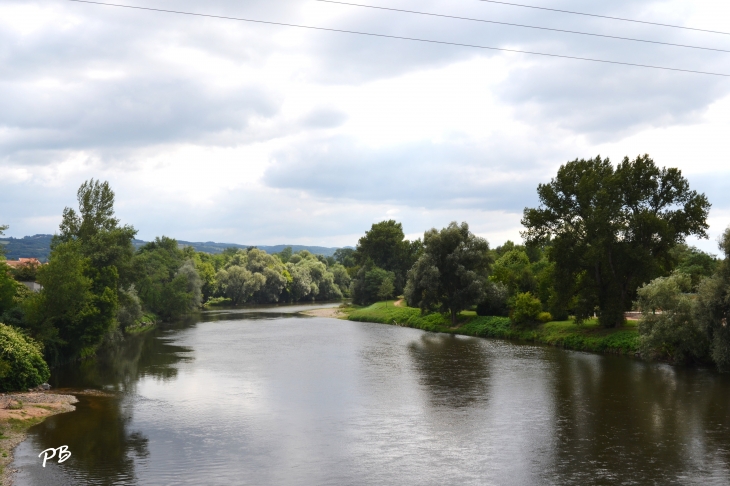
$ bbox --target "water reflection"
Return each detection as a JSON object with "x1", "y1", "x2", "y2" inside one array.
[
  {"x1": 545, "y1": 353, "x2": 730, "y2": 485},
  {"x1": 408, "y1": 334, "x2": 490, "y2": 408},
  {"x1": 11, "y1": 307, "x2": 730, "y2": 485},
  {"x1": 13, "y1": 396, "x2": 149, "y2": 485}
]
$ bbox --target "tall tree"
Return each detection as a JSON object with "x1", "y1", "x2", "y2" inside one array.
[
  {"x1": 354, "y1": 220, "x2": 421, "y2": 293},
  {"x1": 405, "y1": 222, "x2": 491, "y2": 326},
  {"x1": 56, "y1": 179, "x2": 137, "y2": 286},
  {"x1": 522, "y1": 155, "x2": 710, "y2": 327}
]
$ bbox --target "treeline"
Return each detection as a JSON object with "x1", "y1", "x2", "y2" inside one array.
[
  {"x1": 0, "y1": 180, "x2": 353, "y2": 373},
  {"x1": 344, "y1": 155, "x2": 730, "y2": 372},
  {"x1": 2, "y1": 153, "x2": 730, "y2": 384}
]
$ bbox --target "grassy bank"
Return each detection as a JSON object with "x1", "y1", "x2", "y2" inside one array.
[
  {"x1": 347, "y1": 302, "x2": 640, "y2": 356},
  {"x1": 124, "y1": 312, "x2": 158, "y2": 335}
]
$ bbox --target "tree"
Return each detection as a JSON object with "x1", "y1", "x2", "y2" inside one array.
[
  {"x1": 333, "y1": 248, "x2": 356, "y2": 268},
  {"x1": 354, "y1": 220, "x2": 421, "y2": 293},
  {"x1": 0, "y1": 224, "x2": 7, "y2": 257},
  {"x1": 350, "y1": 265, "x2": 395, "y2": 305},
  {"x1": 377, "y1": 276, "x2": 395, "y2": 303},
  {"x1": 56, "y1": 179, "x2": 137, "y2": 287},
  {"x1": 695, "y1": 227, "x2": 730, "y2": 371},
  {"x1": 522, "y1": 155, "x2": 710, "y2": 327},
  {"x1": 636, "y1": 272, "x2": 707, "y2": 364},
  {"x1": 22, "y1": 241, "x2": 112, "y2": 362},
  {"x1": 405, "y1": 222, "x2": 491, "y2": 326}
]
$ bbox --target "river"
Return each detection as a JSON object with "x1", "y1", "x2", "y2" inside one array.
[{"x1": 11, "y1": 304, "x2": 730, "y2": 485}]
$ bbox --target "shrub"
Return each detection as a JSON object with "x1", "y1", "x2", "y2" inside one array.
[
  {"x1": 0, "y1": 323, "x2": 50, "y2": 392},
  {"x1": 636, "y1": 272, "x2": 708, "y2": 364},
  {"x1": 510, "y1": 292, "x2": 542, "y2": 325},
  {"x1": 537, "y1": 312, "x2": 553, "y2": 323}
]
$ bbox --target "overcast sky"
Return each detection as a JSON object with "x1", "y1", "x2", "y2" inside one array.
[{"x1": 2, "y1": 0, "x2": 729, "y2": 252}]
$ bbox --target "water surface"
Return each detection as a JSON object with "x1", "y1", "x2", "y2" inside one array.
[{"x1": 13, "y1": 304, "x2": 730, "y2": 485}]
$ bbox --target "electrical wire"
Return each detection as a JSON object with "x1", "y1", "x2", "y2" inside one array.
[
  {"x1": 474, "y1": 0, "x2": 730, "y2": 36},
  {"x1": 316, "y1": 0, "x2": 730, "y2": 54},
  {"x1": 67, "y1": 0, "x2": 730, "y2": 77}
]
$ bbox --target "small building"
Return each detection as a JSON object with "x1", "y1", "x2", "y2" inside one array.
[
  {"x1": 3, "y1": 258, "x2": 41, "y2": 269},
  {"x1": 20, "y1": 281, "x2": 42, "y2": 292}
]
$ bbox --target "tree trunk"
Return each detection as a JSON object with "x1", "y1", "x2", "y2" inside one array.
[{"x1": 451, "y1": 309, "x2": 457, "y2": 327}]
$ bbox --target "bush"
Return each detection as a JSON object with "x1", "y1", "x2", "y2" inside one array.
[
  {"x1": 537, "y1": 312, "x2": 553, "y2": 323},
  {"x1": 510, "y1": 292, "x2": 542, "y2": 325},
  {"x1": 637, "y1": 272, "x2": 709, "y2": 364},
  {"x1": 0, "y1": 323, "x2": 50, "y2": 392}
]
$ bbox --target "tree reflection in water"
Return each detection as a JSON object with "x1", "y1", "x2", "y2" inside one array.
[
  {"x1": 15, "y1": 318, "x2": 196, "y2": 485},
  {"x1": 408, "y1": 334, "x2": 490, "y2": 409}
]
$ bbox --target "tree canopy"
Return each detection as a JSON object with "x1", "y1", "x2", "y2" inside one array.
[
  {"x1": 522, "y1": 155, "x2": 710, "y2": 327},
  {"x1": 405, "y1": 222, "x2": 491, "y2": 326}
]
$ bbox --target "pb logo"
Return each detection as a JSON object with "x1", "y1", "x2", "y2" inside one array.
[{"x1": 38, "y1": 446, "x2": 71, "y2": 467}]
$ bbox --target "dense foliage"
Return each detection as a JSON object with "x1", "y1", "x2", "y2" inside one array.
[
  {"x1": 0, "y1": 323, "x2": 50, "y2": 392},
  {"x1": 522, "y1": 155, "x2": 710, "y2": 327},
  {"x1": 405, "y1": 222, "x2": 491, "y2": 325}
]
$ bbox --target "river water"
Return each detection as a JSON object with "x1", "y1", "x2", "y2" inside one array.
[{"x1": 12, "y1": 304, "x2": 730, "y2": 485}]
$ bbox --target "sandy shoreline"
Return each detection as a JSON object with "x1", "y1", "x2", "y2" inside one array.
[
  {"x1": 301, "y1": 307, "x2": 345, "y2": 318},
  {"x1": 0, "y1": 392, "x2": 79, "y2": 486}
]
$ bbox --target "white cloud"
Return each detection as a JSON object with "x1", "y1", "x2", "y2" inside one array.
[{"x1": 1, "y1": 0, "x2": 729, "y2": 250}]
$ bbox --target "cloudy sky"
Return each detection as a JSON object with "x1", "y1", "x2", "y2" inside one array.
[{"x1": 2, "y1": 0, "x2": 729, "y2": 252}]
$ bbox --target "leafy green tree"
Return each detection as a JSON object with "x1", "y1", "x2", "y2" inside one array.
[
  {"x1": 490, "y1": 249, "x2": 536, "y2": 296},
  {"x1": 476, "y1": 281, "x2": 509, "y2": 317},
  {"x1": 333, "y1": 248, "x2": 356, "y2": 268},
  {"x1": 23, "y1": 241, "x2": 113, "y2": 362},
  {"x1": 354, "y1": 220, "x2": 421, "y2": 293},
  {"x1": 277, "y1": 247, "x2": 293, "y2": 263},
  {"x1": 671, "y1": 244, "x2": 718, "y2": 289},
  {"x1": 377, "y1": 275, "x2": 395, "y2": 303},
  {"x1": 350, "y1": 265, "x2": 395, "y2": 305},
  {"x1": 216, "y1": 266, "x2": 266, "y2": 305},
  {"x1": 0, "y1": 224, "x2": 7, "y2": 256},
  {"x1": 117, "y1": 285, "x2": 143, "y2": 331},
  {"x1": 522, "y1": 155, "x2": 710, "y2": 327},
  {"x1": 636, "y1": 272, "x2": 707, "y2": 364},
  {"x1": 0, "y1": 263, "x2": 17, "y2": 316},
  {"x1": 133, "y1": 237, "x2": 202, "y2": 318},
  {"x1": 56, "y1": 179, "x2": 137, "y2": 287},
  {"x1": 695, "y1": 227, "x2": 730, "y2": 371},
  {"x1": 405, "y1": 222, "x2": 491, "y2": 326},
  {"x1": 0, "y1": 323, "x2": 50, "y2": 392}
]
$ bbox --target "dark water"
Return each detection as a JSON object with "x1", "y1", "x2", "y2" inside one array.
[{"x1": 12, "y1": 304, "x2": 730, "y2": 485}]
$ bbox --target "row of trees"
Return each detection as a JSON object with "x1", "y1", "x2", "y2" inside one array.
[
  {"x1": 345, "y1": 155, "x2": 728, "y2": 371},
  {"x1": 1, "y1": 153, "x2": 727, "y2": 376},
  {"x1": 0, "y1": 180, "x2": 353, "y2": 369}
]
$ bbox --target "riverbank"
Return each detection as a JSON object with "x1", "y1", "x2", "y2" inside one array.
[
  {"x1": 347, "y1": 302, "x2": 640, "y2": 355},
  {"x1": 0, "y1": 392, "x2": 78, "y2": 485}
]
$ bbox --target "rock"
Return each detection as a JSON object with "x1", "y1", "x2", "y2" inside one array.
[{"x1": 40, "y1": 383, "x2": 51, "y2": 390}]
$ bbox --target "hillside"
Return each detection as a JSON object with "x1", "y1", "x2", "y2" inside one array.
[{"x1": 0, "y1": 234, "x2": 345, "y2": 261}]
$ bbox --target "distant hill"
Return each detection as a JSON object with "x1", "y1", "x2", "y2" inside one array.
[{"x1": 1, "y1": 234, "x2": 346, "y2": 262}]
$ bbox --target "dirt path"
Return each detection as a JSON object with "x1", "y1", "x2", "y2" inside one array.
[{"x1": 394, "y1": 299, "x2": 405, "y2": 307}]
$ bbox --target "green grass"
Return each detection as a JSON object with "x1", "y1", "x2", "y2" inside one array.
[
  {"x1": 124, "y1": 313, "x2": 158, "y2": 335},
  {"x1": 348, "y1": 302, "x2": 640, "y2": 356}
]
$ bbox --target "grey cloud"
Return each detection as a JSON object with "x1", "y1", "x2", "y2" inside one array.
[
  {"x1": 0, "y1": 75, "x2": 278, "y2": 156},
  {"x1": 263, "y1": 136, "x2": 551, "y2": 212},
  {"x1": 498, "y1": 59, "x2": 728, "y2": 141},
  {"x1": 300, "y1": 108, "x2": 348, "y2": 129}
]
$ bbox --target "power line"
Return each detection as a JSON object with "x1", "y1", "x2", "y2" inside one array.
[
  {"x1": 67, "y1": 0, "x2": 730, "y2": 77},
  {"x1": 475, "y1": 0, "x2": 730, "y2": 36},
  {"x1": 317, "y1": 0, "x2": 730, "y2": 54}
]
